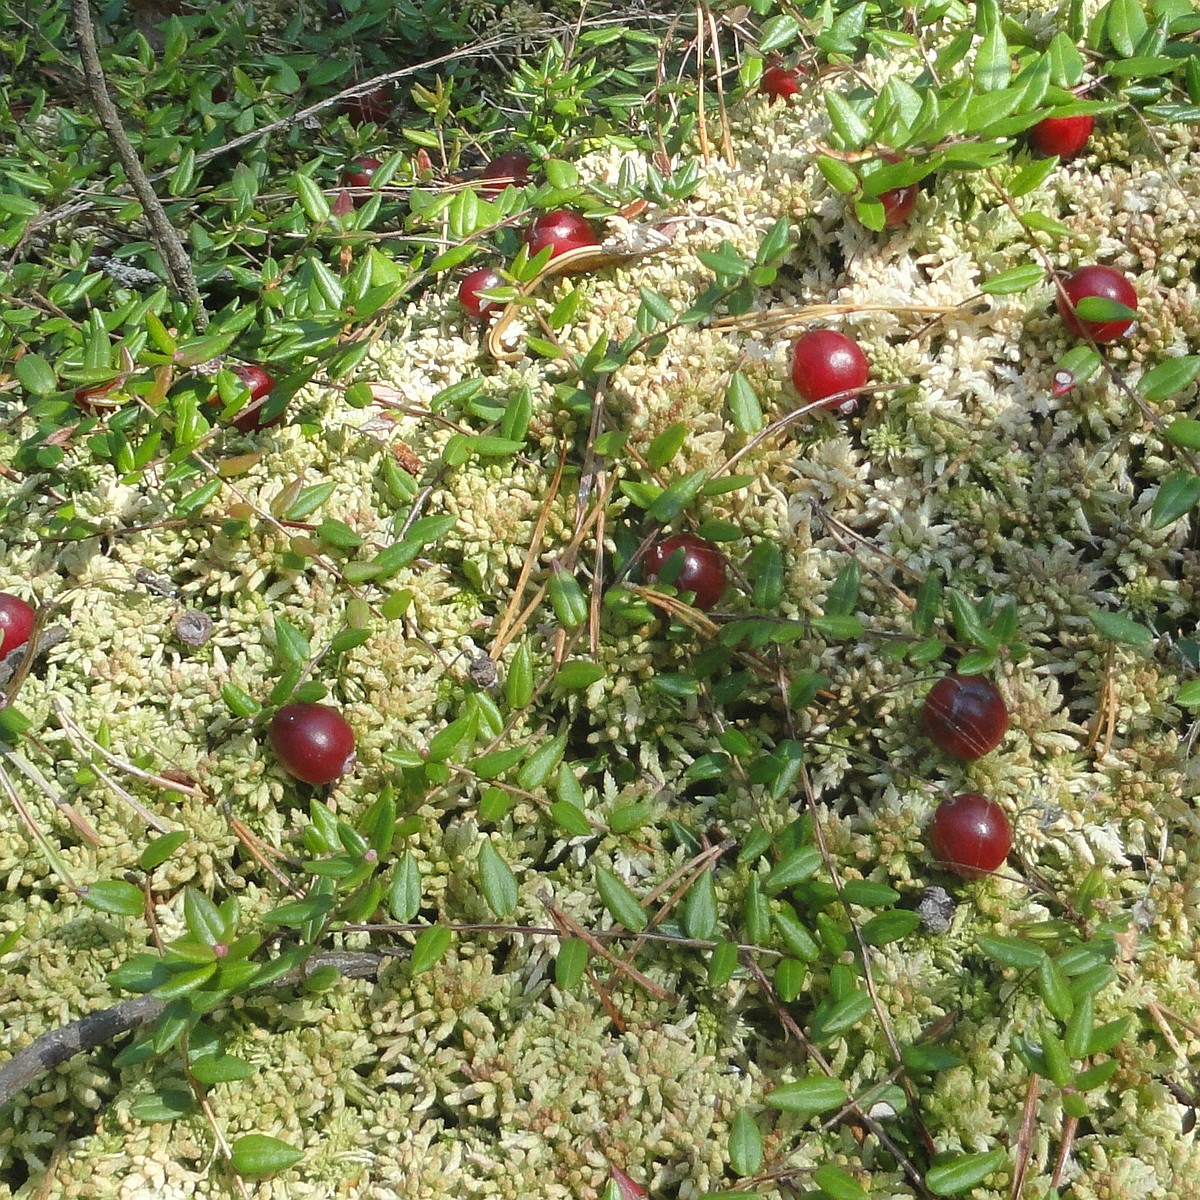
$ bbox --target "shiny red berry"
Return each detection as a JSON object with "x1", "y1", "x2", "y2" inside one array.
[
  {"x1": 479, "y1": 150, "x2": 533, "y2": 195},
  {"x1": 929, "y1": 792, "x2": 1012, "y2": 877},
  {"x1": 922, "y1": 673, "x2": 1008, "y2": 760},
  {"x1": 644, "y1": 533, "x2": 727, "y2": 612},
  {"x1": 225, "y1": 364, "x2": 281, "y2": 433},
  {"x1": 524, "y1": 210, "x2": 599, "y2": 261},
  {"x1": 1029, "y1": 114, "x2": 1094, "y2": 159},
  {"x1": 877, "y1": 153, "x2": 918, "y2": 228},
  {"x1": 1055, "y1": 265, "x2": 1138, "y2": 345},
  {"x1": 0, "y1": 592, "x2": 35, "y2": 655},
  {"x1": 342, "y1": 156, "x2": 382, "y2": 190},
  {"x1": 342, "y1": 86, "x2": 392, "y2": 125},
  {"x1": 269, "y1": 702, "x2": 356, "y2": 785},
  {"x1": 791, "y1": 329, "x2": 870, "y2": 412},
  {"x1": 760, "y1": 65, "x2": 803, "y2": 103},
  {"x1": 458, "y1": 267, "x2": 506, "y2": 319}
]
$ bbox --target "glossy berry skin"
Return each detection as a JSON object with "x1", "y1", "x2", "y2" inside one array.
[
  {"x1": 0, "y1": 592, "x2": 35, "y2": 656},
  {"x1": 226, "y1": 364, "x2": 281, "y2": 433},
  {"x1": 1055, "y1": 265, "x2": 1138, "y2": 345},
  {"x1": 458, "y1": 267, "x2": 505, "y2": 319},
  {"x1": 791, "y1": 329, "x2": 870, "y2": 412},
  {"x1": 644, "y1": 533, "x2": 727, "y2": 612},
  {"x1": 342, "y1": 87, "x2": 392, "y2": 125},
  {"x1": 760, "y1": 65, "x2": 803, "y2": 103},
  {"x1": 269, "y1": 703, "x2": 356, "y2": 785},
  {"x1": 930, "y1": 792, "x2": 1013, "y2": 878},
  {"x1": 479, "y1": 150, "x2": 533, "y2": 195},
  {"x1": 878, "y1": 153, "x2": 918, "y2": 228},
  {"x1": 1029, "y1": 114, "x2": 1094, "y2": 159},
  {"x1": 342, "y1": 156, "x2": 381, "y2": 190},
  {"x1": 524, "y1": 210, "x2": 599, "y2": 261},
  {"x1": 922, "y1": 673, "x2": 1008, "y2": 760}
]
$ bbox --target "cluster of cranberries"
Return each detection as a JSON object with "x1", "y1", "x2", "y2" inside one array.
[{"x1": 921, "y1": 673, "x2": 1013, "y2": 877}]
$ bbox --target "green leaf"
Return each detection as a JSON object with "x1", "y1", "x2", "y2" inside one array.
[
  {"x1": 229, "y1": 1134, "x2": 303, "y2": 1178},
  {"x1": 1105, "y1": 0, "x2": 1148, "y2": 56},
  {"x1": 81, "y1": 880, "x2": 144, "y2": 917},
  {"x1": 974, "y1": 23, "x2": 1010, "y2": 91},
  {"x1": 554, "y1": 937, "x2": 589, "y2": 989},
  {"x1": 1008, "y1": 155, "x2": 1060, "y2": 198},
  {"x1": 1038, "y1": 954, "x2": 1075, "y2": 1021},
  {"x1": 812, "y1": 990, "x2": 872, "y2": 1039},
  {"x1": 1178, "y1": 680, "x2": 1200, "y2": 708},
  {"x1": 758, "y1": 13, "x2": 801, "y2": 52},
  {"x1": 295, "y1": 173, "x2": 330, "y2": 223},
  {"x1": 184, "y1": 889, "x2": 225, "y2": 946},
  {"x1": 764, "y1": 846, "x2": 822, "y2": 893},
  {"x1": 683, "y1": 869, "x2": 719, "y2": 940},
  {"x1": 273, "y1": 615, "x2": 310, "y2": 665},
  {"x1": 1047, "y1": 31, "x2": 1085, "y2": 86},
  {"x1": 477, "y1": 840, "x2": 519, "y2": 916},
  {"x1": 728, "y1": 1108, "x2": 763, "y2": 1176},
  {"x1": 1165, "y1": 419, "x2": 1200, "y2": 450},
  {"x1": 647, "y1": 422, "x2": 690, "y2": 469},
  {"x1": 282, "y1": 480, "x2": 337, "y2": 521},
  {"x1": 813, "y1": 1164, "x2": 870, "y2": 1200},
  {"x1": 15, "y1": 353, "x2": 56, "y2": 396},
  {"x1": 860, "y1": 909, "x2": 922, "y2": 946},
  {"x1": 1151, "y1": 470, "x2": 1200, "y2": 528},
  {"x1": 765, "y1": 1076, "x2": 848, "y2": 1114},
  {"x1": 977, "y1": 934, "x2": 1045, "y2": 968},
  {"x1": 708, "y1": 938, "x2": 739, "y2": 985},
  {"x1": 517, "y1": 731, "x2": 567, "y2": 791},
  {"x1": 825, "y1": 91, "x2": 870, "y2": 149},
  {"x1": 649, "y1": 469, "x2": 710, "y2": 523},
  {"x1": 1089, "y1": 609, "x2": 1154, "y2": 645},
  {"x1": 925, "y1": 1148, "x2": 1008, "y2": 1195},
  {"x1": 554, "y1": 661, "x2": 606, "y2": 689},
  {"x1": 221, "y1": 682, "x2": 261, "y2": 719},
  {"x1": 816, "y1": 155, "x2": 860, "y2": 194},
  {"x1": 726, "y1": 371, "x2": 764, "y2": 433},
  {"x1": 190, "y1": 1053, "x2": 256, "y2": 1084},
  {"x1": 410, "y1": 925, "x2": 452, "y2": 974},
  {"x1": 139, "y1": 831, "x2": 188, "y2": 872},
  {"x1": 550, "y1": 800, "x2": 592, "y2": 837},
  {"x1": 547, "y1": 563, "x2": 588, "y2": 628},
  {"x1": 596, "y1": 867, "x2": 648, "y2": 931},
  {"x1": 774, "y1": 956, "x2": 806, "y2": 1001},
  {"x1": 981, "y1": 264, "x2": 1045, "y2": 294},
  {"x1": 506, "y1": 641, "x2": 535, "y2": 709},
  {"x1": 388, "y1": 851, "x2": 421, "y2": 922}
]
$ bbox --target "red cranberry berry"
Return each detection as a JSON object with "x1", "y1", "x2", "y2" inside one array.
[
  {"x1": 524, "y1": 210, "x2": 599, "y2": 261},
  {"x1": 877, "y1": 152, "x2": 918, "y2": 228},
  {"x1": 0, "y1": 592, "x2": 36, "y2": 655},
  {"x1": 644, "y1": 533, "x2": 727, "y2": 612},
  {"x1": 458, "y1": 267, "x2": 506, "y2": 319},
  {"x1": 791, "y1": 329, "x2": 870, "y2": 412},
  {"x1": 342, "y1": 156, "x2": 382, "y2": 190},
  {"x1": 922, "y1": 673, "x2": 1008, "y2": 760},
  {"x1": 223, "y1": 364, "x2": 281, "y2": 433},
  {"x1": 929, "y1": 792, "x2": 1013, "y2": 877},
  {"x1": 341, "y1": 86, "x2": 392, "y2": 125},
  {"x1": 74, "y1": 383, "x2": 123, "y2": 414},
  {"x1": 479, "y1": 150, "x2": 533, "y2": 195},
  {"x1": 1029, "y1": 114, "x2": 1094, "y2": 159},
  {"x1": 760, "y1": 65, "x2": 803, "y2": 103},
  {"x1": 269, "y1": 702, "x2": 356, "y2": 785},
  {"x1": 1055, "y1": 265, "x2": 1138, "y2": 345}
]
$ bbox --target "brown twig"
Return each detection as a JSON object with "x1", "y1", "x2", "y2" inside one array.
[{"x1": 68, "y1": 0, "x2": 207, "y2": 326}]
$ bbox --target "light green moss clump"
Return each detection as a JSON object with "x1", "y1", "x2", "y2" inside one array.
[{"x1": 4, "y1": 2, "x2": 1200, "y2": 1197}]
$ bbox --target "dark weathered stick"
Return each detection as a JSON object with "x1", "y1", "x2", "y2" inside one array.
[
  {"x1": 68, "y1": 0, "x2": 207, "y2": 328},
  {"x1": 0, "y1": 950, "x2": 393, "y2": 1110}
]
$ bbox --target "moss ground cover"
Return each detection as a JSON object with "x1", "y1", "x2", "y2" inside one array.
[{"x1": 2, "y1": 0, "x2": 1200, "y2": 1195}]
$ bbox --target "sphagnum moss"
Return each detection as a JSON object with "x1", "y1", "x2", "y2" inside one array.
[{"x1": 4, "y1": 2, "x2": 1200, "y2": 1197}]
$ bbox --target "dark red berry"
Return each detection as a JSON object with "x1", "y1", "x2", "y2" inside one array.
[
  {"x1": 269, "y1": 702, "x2": 356, "y2": 785},
  {"x1": 0, "y1": 592, "x2": 35, "y2": 656},
  {"x1": 760, "y1": 65, "x2": 803, "y2": 103},
  {"x1": 929, "y1": 792, "x2": 1012, "y2": 877},
  {"x1": 791, "y1": 329, "x2": 870, "y2": 412},
  {"x1": 1055, "y1": 265, "x2": 1138, "y2": 345},
  {"x1": 877, "y1": 152, "x2": 918, "y2": 228},
  {"x1": 226, "y1": 364, "x2": 281, "y2": 433},
  {"x1": 922, "y1": 673, "x2": 1008, "y2": 760},
  {"x1": 644, "y1": 533, "x2": 727, "y2": 612},
  {"x1": 458, "y1": 267, "x2": 506, "y2": 319},
  {"x1": 1029, "y1": 114, "x2": 1094, "y2": 159},
  {"x1": 341, "y1": 86, "x2": 392, "y2": 125},
  {"x1": 524, "y1": 210, "x2": 599, "y2": 261},
  {"x1": 74, "y1": 383, "x2": 123, "y2": 414},
  {"x1": 342, "y1": 156, "x2": 382, "y2": 190},
  {"x1": 479, "y1": 150, "x2": 533, "y2": 195}
]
